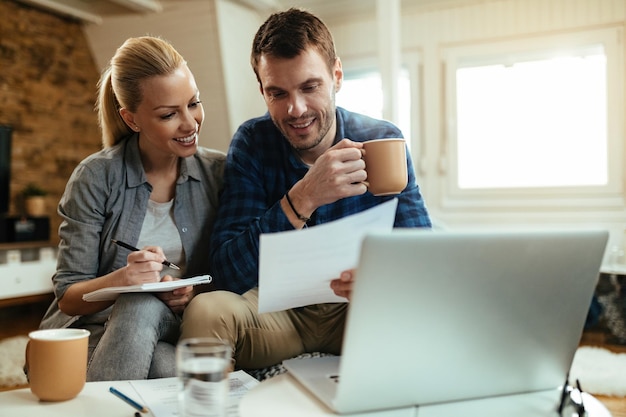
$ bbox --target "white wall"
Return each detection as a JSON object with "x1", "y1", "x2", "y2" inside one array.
[
  {"x1": 82, "y1": 0, "x2": 232, "y2": 152},
  {"x1": 214, "y1": 0, "x2": 267, "y2": 136}
]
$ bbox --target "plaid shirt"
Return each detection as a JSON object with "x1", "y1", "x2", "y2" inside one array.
[{"x1": 209, "y1": 107, "x2": 431, "y2": 293}]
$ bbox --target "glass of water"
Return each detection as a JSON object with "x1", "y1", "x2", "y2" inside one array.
[{"x1": 176, "y1": 337, "x2": 232, "y2": 417}]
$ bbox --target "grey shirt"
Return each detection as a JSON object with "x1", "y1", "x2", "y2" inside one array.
[{"x1": 40, "y1": 134, "x2": 225, "y2": 329}]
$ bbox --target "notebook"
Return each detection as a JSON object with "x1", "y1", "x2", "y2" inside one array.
[{"x1": 283, "y1": 229, "x2": 608, "y2": 415}]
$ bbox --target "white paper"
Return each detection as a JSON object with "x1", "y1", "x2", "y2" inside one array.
[
  {"x1": 258, "y1": 199, "x2": 398, "y2": 313},
  {"x1": 127, "y1": 371, "x2": 260, "y2": 417},
  {"x1": 82, "y1": 275, "x2": 212, "y2": 302}
]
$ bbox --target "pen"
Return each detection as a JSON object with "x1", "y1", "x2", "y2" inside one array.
[
  {"x1": 109, "y1": 386, "x2": 149, "y2": 413},
  {"x1": 111, "y1": 239, "x2": 180, "y2": 270}
]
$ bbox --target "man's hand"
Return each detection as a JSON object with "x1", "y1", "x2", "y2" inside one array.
[
  {"x1": 330, "y1": 269, "x2": 355, "y2": 301},
  {"x1": 290, "y1": 139, "x2": 367, "y2": 215},
  {"x1": 156, "y1": 275, "x2": 194, "y2": 314}
]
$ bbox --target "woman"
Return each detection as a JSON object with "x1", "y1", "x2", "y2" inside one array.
[{"x1": 38, "y1": 36, "x2": 225, "y2": 381}]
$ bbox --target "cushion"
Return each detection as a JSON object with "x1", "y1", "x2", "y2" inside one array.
[{"x1": 245, "y1": 352, "x2": 335, "y2": 381}]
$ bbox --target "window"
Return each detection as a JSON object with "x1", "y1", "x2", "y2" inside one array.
[
  {"x1": 457, "y1": 51, "x2": 606, "y2": 189},
  {"x1": 443, "y1": 27, "x2": 623, "y2": 207},
  {"x1": 336, "y1": 68, "x2": 411, "y2": 148}
]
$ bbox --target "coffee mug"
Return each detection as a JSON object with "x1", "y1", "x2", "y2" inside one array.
[
  {"x1": 25, "y1": 328, "x2": 90, "y2": 401},
  {"x1": 362, "y1": 138, "x2": 408, "y2": 196}
]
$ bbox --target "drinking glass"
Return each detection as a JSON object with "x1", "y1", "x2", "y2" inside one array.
[{"x1": 176, "y1": 337, "x2": 232, "y2": 417}]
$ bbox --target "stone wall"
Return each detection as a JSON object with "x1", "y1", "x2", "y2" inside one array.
[{"x1": 0, "y1": 0, "x2": 102, "y2": 243}]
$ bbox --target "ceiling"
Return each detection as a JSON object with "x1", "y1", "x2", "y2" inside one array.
[
  {"x1": 16, "y1": 0, "x2": 163, "y2": 24},
  {"x1": 275, "y1": 0, "x2": 483, "y2": 20},
  {"x1": 16, "y1": 0, "x2": 483, "y2": 25}
]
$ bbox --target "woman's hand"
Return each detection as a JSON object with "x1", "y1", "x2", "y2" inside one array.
[
  {"x1": 156, "y1": 275, "x2": 194, "y2": 314},
  {"x1": 330, "y1": 269, "x2": 355, "y2": 301},
  {"x1": 123, "y1": 245, "x2": 166, "y2": 285}
]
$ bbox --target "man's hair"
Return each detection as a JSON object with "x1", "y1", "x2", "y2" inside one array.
[{"x1": 251, "y1": 8, "x2": 337, "y2": 85}]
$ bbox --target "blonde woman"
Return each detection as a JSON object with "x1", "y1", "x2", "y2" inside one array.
[{"x1": 38, "y1": 36, "x2": 224, "y2": 381}]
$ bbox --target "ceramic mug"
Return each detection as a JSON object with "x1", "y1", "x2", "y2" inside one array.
[
  {"x1": 25, "y1": 328, "x2": 90, "y2": 401},
  {"x1": 362, "y1": 138, "x2": 408, "y2": 196}
]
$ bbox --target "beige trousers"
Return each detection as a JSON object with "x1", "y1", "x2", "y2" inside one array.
[{"x1": 180, "y1": 288, "x2": 347, "y2": 369}]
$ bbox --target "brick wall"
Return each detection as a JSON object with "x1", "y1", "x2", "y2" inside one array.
[{"x1": 0, "y1": 0, "x2": 102, "y2": 243}]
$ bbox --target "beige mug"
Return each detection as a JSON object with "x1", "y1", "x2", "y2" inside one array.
[
  {"x1": 362, "y1": 138, "x2": 408, "y2": 196},
  {"x1": 25, "y1": 328, "x2": 90, "y2": 401}
]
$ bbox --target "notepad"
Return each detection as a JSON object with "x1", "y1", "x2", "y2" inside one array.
[{"x1": 82, "y1": 275, "x2": 212, "y2": 302}]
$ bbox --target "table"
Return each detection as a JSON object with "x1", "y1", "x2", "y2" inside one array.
[
  {"x1": 0, "y1": 371, "x2": 258, "y2": 417},
  {"x1": 0, "y1": 374, "x2": 621, "y2": 417},
  {"x1": 239, "y1": 373, "x2": 614, "y2": 417},
  {"x1": 0, "y1": 380, "x2": 145, "y2": 417}
]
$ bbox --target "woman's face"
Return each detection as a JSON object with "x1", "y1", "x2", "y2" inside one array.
[{"x1": 121, "y1": 64, "x2": 203, "y2": 160}]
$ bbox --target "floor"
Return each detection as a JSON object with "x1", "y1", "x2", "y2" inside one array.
[
  {"x1": 578, "y1": 318, "x2": 626, "y2": 417},
  {"x1": 0, "y1": 295, "x2": 52, "y2": 340},
  {"x1": 0, "y1": 295, "x2": 52, "y2": 393}
]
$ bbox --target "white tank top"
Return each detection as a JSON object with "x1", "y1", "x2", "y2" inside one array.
[{"x1": 136, "y1": 199, "x2": 186, "y2": 278}]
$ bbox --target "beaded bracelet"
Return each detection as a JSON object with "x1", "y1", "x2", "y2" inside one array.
[{"x1": 285, "y1": 191, "x2": 310, "y2": 223}]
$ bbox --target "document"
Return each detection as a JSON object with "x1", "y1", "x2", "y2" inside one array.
[
  {"x1": 258, "y1": 199, "x2": 398, "y2": 313},
  {"x1": 82, "y1": 275, "x2": 212, "y2": 302},
  {"x1": 126, "y1": 370, "x2": 259, "y2": 417}
]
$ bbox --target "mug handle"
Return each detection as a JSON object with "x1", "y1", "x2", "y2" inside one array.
[{"x1": 24, "y1": 340, "x2": 31, "y2": 382}]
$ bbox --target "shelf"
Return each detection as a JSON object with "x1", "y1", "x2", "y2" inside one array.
[
  {"x1": 0, "y1": 243, "x2": 57, "y2": 303},
  {"x1": 0, "y1": 292, "x2": 53, "y2": 309},
  {"x1": 0, "y1": 241, "x2": 56, "y2": 250}
]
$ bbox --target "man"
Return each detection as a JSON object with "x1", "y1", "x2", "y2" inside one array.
[{"x1": 181, "y1": 8, "x2": 431, "y2": 370}]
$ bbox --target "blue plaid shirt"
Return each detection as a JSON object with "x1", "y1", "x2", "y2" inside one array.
[{"x1": 209, "y1": 107, "x2": 432, "y2": 293}]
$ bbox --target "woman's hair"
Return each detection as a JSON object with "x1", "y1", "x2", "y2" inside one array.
[
  {"x1": 250, "y1": 8, "x2": 337, "y2": 87},
  {"x1": 96, "y1": 36, "x2": 185, "y2": 148}
]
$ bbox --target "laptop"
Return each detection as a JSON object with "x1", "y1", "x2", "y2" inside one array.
[{"x1": 283, "y1": 229, "x2": 608, "y2": 415}]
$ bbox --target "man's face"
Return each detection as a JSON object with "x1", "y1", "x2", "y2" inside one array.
[{"x1": 257, "y1": 48, "x2": 343, "y2": 162}]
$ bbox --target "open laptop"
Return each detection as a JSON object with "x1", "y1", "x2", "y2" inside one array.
[{"x1": 283, "y1": 229, "x2": 608, "y2": 415}]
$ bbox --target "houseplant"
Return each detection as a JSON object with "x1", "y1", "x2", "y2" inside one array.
[{"x1": 22, "y1": 182, "x2": 48, "y2": 217}]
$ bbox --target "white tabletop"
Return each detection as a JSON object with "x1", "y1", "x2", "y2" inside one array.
[
  {"x1": 0, "y1": 372, "x2": 259, "y2": 417},
  {"x1": 239, "y1": 373, "x2": 613, "y2": 417},
  {"x1": 1, "y1": 373, "x2": 613, "y2": 417},
  {"x1": 0, "y1": 381, "x2": 145, "y2": 417}
]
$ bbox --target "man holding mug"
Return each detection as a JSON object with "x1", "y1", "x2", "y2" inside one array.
[{"x1": 181, "y1": 8, "x2": 431, "y2": 370}]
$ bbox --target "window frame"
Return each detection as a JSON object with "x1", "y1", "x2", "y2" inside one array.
[
  {"x1": 441, "y1": 27, "x2": 624, "y2": 211},
  {"x1": 337, "y1": 53, "x2": 422, "y2": 156}
]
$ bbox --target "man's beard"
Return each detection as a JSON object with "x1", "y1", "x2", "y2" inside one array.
[{"x1": 277, "y1": 95, "x2": 337, "y2": 152}]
